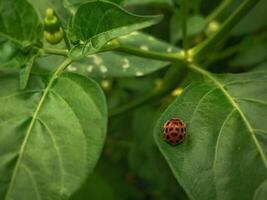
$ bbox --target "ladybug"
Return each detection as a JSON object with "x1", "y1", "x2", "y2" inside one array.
[{"x1": 163, "y1": 118, "x2": 187, "y2": 145}]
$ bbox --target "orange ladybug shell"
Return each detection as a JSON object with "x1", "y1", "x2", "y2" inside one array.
[{"x1": 163, "y1": 118, "x2": 187, "y2": 145}]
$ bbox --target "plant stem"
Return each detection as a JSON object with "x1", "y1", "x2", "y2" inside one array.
[
  {"x1": 115, "y1": 45, "x2": 184, "y2": 62},
  {"x1": 206, "y1": 0, "x2": 233, "y2": 22},
  {"x1": 192, "y1": 0, "x2": 261, "y2": 61},
  {"x1": 62, "y1": 30, "x2": 72, "y2": 50},
  {"x1": 42, "y1": 48, "x2": 68, "y2": 56},
  {"x1": 181, "y1": 0, "x2": 189, "y2": 57}
]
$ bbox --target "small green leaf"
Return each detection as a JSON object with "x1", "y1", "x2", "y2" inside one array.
[
  {"x1": 69, "y1": 32, "x2": 178, "y2": 77},
  {"x1": 155, "y1": 68, "x2": 267, "y2": 199},
  {"x1": 0, "y1": 0, "x2": 42, "y2": 45},
  {"x1": 69, "y1": 0, "x2": 162, "y2": 59},
  {"x1": 19, "y1": 54, "x2": 37, "y2": 89},
  {"x1": 0, "y1": 72, "x2": 107, "y2": 199}
]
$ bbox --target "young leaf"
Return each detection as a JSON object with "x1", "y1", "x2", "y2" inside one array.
[
  {"x1": 70, "y1": 32, "x2": 178, "y2": 77},
  {"x1": 154, "y1": 68, "x2": 267, "y2": 199},
  {"x1": 69, "y1": 0, "x2": 162, "y2": 59},
  {"x1": 0, "y1": 71, "x2": 107, "y2": 199},
  {"x1": 0, "y1": 0, "x2": 42, "y2": 46}
]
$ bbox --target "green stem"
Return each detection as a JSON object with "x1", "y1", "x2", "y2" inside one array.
[
  {"x1": 206, "y1": 0, "x2": 233, "y2": 22},
  {"x1": 115, "y1": 45, "x2": 184, "y2": 62},
  {"x1": 192, "y1": 0, "x2": 261, "y2": 61},
  {"x1": 181, "y1": 0, "x2": 189, "y2": 57},
  {"x1": 62, "y1": 30, "x2": 71, "y2": 50},
  {"x1": 42, "y1": 48, "x2": 68, "y2": 56}
]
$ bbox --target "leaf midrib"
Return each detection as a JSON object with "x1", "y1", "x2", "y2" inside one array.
[{"x1": 189, "y1": 64, "x2": 267, "y2": 167}]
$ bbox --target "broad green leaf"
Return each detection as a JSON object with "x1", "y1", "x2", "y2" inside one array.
[
  {"x1": 154, "y1": 67, "x2": 267, "y2": 200},
  {"x1": 170, "y1": 13, "x2": 206, "y2": 44},
  {"x1": 0, "y1": 0, "x2": 42, "y2": 46},
  {"x1": 69, "y1": 32, "x2": 178, "y2": 77},
  {"x1": 0, "y1": 71, "x2": 107, "y2": 199},
  {"x1": 70, "y1": 173, "x2": 116, "y2": 200},
  {"x1": 69, "y1": 0, "x2": 162, "y2": 59}
]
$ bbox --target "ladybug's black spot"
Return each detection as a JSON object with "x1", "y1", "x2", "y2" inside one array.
[
  {"x1": 166, "y1": 135, "x2": 170, "y2": 139},
  {"x1": 179, "y1": 122, "x2": 183, "y2": 126},
  {"x1": 179, "y1": 135, "x2": 184, "y2": 139},
  {"x1": 171, "y1": 133, "x2": 178, "y2": 137},
  {"x1": 166, "y1": 121, "x2": 171, "y2": 126},
  {"x1": 175, "y1": 128, "x2": 180, "y2": 132},
  {"x1": 169, "y1": 127, "x2": 173, "y2": 132},
  {"x1": 173, "y1": 122, "x2": 179, "y2": 126},
  {"x1": 175, "y1": 140, "x2": 179, "y2": 143},
  {"x1": 181, "y1": 128, "x2": 184, "y2": 133}
]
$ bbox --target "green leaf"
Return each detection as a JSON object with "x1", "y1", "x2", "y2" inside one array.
[
  {"x1": 64, "y1": 0, "x2": 125, "y2": 9},
  {"x1": 170, "y1": 13, "x2": 206, "y2": 44},
  {"x1": 0, "y1": 71, "x2": 107, "y2": 199},
  {"x1": 123, "y1": 0, "x2": 173, "y2": 6},
  {"x1": 69, "y1": 0, "x2": 162, "y2": 59},
  {"x1": 154, "y1": 66, "x2": 267, "y2": 199},
  {"x1": 232, "y1": 0, "x2": 267, "y2": 35},
  {"x1": 69, "y1": 32, "x2": 177, "y2": 77},
  {"x1": 19, "y1": 54, "x2": 37, "y2": 89},
  {"x1": 0, "y1": 39, "x2": 27, "y2": 69},
  {"x1": 0, "y1": 0, "x2": 42, "y2": 45}
]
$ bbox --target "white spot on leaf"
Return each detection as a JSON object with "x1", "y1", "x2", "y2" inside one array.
[
  {"x1": 87, "y1": 55, "x2": 103, "y2": 65},
  {"x1": 87, "y1": 65, "x2": 94, "y2": 73},
  {"x1": 136, "y1": 71, "x2": 144, "y2": 77},
  {"x1": 67, "y1": 65, "x2": 77, "y2": 72},
  {"x1": 122, "y1": 58, "x2": 130, "y2": 71},
  {"x1": 100, "y1": 65, "x2": 108, "y2": 73},
  {"x1": 167, "y1": 47, "x2": 173, "y2": 52},
  {"x1": 148, "y1": 36, "x2": 155, "y2": 41},
  {"x1": 130, "y1": 31, "x2": 138, "y2": 36},
  {"x1": 140, "y1": 45, "x2": 149, "y2": 51}
]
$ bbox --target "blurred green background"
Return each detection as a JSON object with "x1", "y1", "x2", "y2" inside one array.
[{"x1": 1, "y1": 0, "x2": 267, "y2": 199}]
